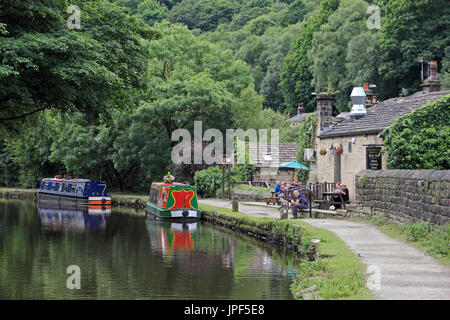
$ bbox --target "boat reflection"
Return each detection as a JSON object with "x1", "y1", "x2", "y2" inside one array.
[
  {"x1": 38, "y1": 203, "x2": 111, "y2": 232},
  {"x1": 147, "y1": 220, "x2": 199, "y2": 256}
]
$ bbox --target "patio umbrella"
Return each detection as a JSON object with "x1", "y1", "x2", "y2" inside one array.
[{"x1": 279, "y1": 161, "x2": 311, "y2": 180}]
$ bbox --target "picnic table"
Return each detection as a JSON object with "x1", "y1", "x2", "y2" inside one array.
[{"x1": 320, "y1": 191, "x2": 347, "y2": 210}]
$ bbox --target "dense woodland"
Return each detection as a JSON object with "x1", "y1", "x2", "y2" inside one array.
[{"x1": 0, "y1": 0, "x2": 449, "y2": 191}]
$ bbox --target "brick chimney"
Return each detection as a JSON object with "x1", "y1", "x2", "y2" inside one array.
[
  {"x1": 363, "y1": 82, "x2": 376, "y2": 108},
  {"x1": 316, "y1": 93, "x2": 334, "y2": 132},
  {"x1": 297, "y1": 102, "x2": 304, "y2": 115},
  {"x1": 421, "y1": 61, "x2": 441, "y2": 93}
]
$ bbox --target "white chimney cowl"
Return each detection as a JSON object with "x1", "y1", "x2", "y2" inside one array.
[{"x1": 350, "y1": 87, "x2": 367, "y2": 117}]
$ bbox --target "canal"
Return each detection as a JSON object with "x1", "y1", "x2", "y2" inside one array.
[{"x1": 0, "y1": 200, "x2": 301, "y2": 299}]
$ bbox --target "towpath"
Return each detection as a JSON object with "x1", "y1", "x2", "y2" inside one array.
[{"x1": 199, "y1": 199, "x2": 450, "y2": 300}]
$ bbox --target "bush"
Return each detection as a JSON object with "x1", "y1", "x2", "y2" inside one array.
[
  {"x1": 406, "y1": 221, "x2": 433, "y2": 242},
  {"x1": 382, "y1": 95, "x2": 450, "y2": 169},
  {"x1": 194, "y1": 166, "x2": 223, "y2": 198},
  {"x1": 194, "y1": 164, "x2": 257, "y2": 198}
]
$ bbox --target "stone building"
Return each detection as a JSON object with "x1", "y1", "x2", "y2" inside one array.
[
  {"x1": 247, "y1": 142, "x2": 299, "y2": 185},
  {"x1": 287, "y1": 102, "x2": 310, "y2": 126},
  {"x1": 309, "y1": 65, "x2": 449, "y2": 202}
]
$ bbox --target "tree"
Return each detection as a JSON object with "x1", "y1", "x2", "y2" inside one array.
[
  {"x1": 280, "y1": 0, "x2": 340, "y2": 114},
  {"x1": 169, "y1": 0, "x2": 238, "y2": 32},
  {"x1": 378, "y1": 0, "x2": 450, "y2": 99},
  {"x1": 308, "y1": 0, "x2": 377, "y2": 112},
  {"x1": 280, "y1": 0, "x2": 308, "y2": 27},
  {"x1": 0, "y1": 0, "x2": 157, "y2": 125},
  {"x1": 136, "y1": 0, "x2": 169, "y2": 26}
]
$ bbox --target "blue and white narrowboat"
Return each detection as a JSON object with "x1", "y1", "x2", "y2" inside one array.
[{"x1": 37, "y1": 177, "x2": 111, "y2": 209}]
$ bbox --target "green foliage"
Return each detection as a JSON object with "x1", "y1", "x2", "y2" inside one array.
[
  {"x1": 382, "y1": 95, "x2": 450, "y2": 169},
  {"x1": 194, "y1": 166, "x2": 224, "y2": 198},
  {"x1": 308, "y1": 0, "x2": 379, "y2": 112},
  {"x1": 280, "y1": 0, "x2": 340, "y2": 113},
  {"x1": 295, "y1": 113, "x2": 316, "y2": 183},
  {"x1": 169, "y1": 0, "x2": 238, "y2": 32},
  {"x1": 280, "y1": 0, "x2": 308, "y2": 27},
  {"x1": 405, "y1": 221, "x2": 449, "y2": 257},
  {"x1": 0, "y1": 0, "x2": 158, "y2": 125},
  {"x1": 136, "y1": 0, "x2": 169, "y2": 25},
  {"x1": 377, "y1": 0, "x2": 450, "y2": 99},
  {"x1": 406, "y1": 221, "x2": 433, "y2": 242}
]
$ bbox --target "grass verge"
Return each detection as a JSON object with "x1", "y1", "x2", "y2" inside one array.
[
  {"x1": 349, "y1": 215, "x2": 449, "y2": 266},
  {"x1": 199, "y1": 203, "x2": 373, "y2": 300}
]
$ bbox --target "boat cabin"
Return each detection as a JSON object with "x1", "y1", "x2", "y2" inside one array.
[
  {"x1": 148, "y1": 182, "x2": 199, "y2": 211},
  {"x1": 39, "y1": 178, "x2": 109, "y2": 198}
]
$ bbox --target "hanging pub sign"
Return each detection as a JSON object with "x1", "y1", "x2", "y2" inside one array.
[{"x1": 366, "y1": 147, "x2": 382, "y2": 170}]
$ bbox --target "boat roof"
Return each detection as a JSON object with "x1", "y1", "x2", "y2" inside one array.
[
  {"x1": 42, "y1": 178, "x2": 104, "y2": 183},
  {"x1": 152, "y1": 182, "x2": 193, "y2": 188}
]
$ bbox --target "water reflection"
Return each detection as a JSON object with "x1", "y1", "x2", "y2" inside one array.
[
  {"x1": 38, "y1": 203, "x2": 111, "y2": 232},
  {"x1": 0, "y1": 200, "x2": 299, "y2": 299},
  {"x1": 147, "y1": 221, "x2": 198, "y2": 255}
]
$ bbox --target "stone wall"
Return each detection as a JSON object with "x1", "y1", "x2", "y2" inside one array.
[{"x1": 348, "y1": 170, "x2": 450, "y2": 225}]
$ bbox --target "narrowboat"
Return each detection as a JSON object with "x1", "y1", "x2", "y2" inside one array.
[
  {"x1": 146, "y1": 182, "x2": 201, "y2": 221},
  {"x1": 37, "y1": 177, "x2": 111, "y2": 209}
]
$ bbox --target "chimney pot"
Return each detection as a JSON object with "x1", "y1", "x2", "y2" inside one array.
[
  {"x1": 421, "y1": 60, "x2": 441, "y2": 93},
  {"x1": 363, "y1": 83, "x2": 369, "y2": 90}
]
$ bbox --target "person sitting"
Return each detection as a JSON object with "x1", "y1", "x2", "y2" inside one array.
[
  {"x1": 333, "y1": 183, "x2": 348, "y2": 209},
  {"x1": 341, "y1": 184, "x2": 349, "y2": 202},
  {"x1": 291, "y1": 190, "x2": 309, "y2": 219},
  {"x1": 280, "y1": 181, "x2": 287, "y2": 197},
  {"x1": 274, "y1": 181, "x2": 282, "y2": 197}
]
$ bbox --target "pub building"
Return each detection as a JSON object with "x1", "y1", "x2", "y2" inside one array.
[{"x1": 308, "y1": 61, "x2": 449, "y2": 202}]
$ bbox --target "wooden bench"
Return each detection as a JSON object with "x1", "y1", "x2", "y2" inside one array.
[{"x1": 264, "y1": 192, "x2": 281, "y2": 205}]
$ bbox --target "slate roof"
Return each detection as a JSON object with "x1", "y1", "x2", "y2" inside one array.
[
  {"x1": 287, "y1": 113, "x2": 310, "y2": 123},
  {"x1": 319, "y1": 91, "x2": 450, "y2": 138},
  {"x1": 246, "y1": 142, "x2": 299, "y2": 168}
]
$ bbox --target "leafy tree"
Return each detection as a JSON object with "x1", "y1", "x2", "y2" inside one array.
[
  {"x1": 280, "y1": 0, "x2": 340, "y2": 114},
  {"x1": 2, "y1": 113, "x2": 62, "y2": 188},
  {"x1": 136, "y1": 0, "x2": 169, "y2": 26},
  {"x1": 382, "y1": 95, "x2": 450, "y2": 170},
  {"x1": 169, "y1": 0, "x2": 238, "y2": 32},
  {"x1": 280, "y1": 0, "x2": 308, "y2": 27},
  {"x1": 441, "y1": 47, "x2": 450, "y2": 90},
  {"x1": 0, "y1": 0, "x2": 157, "y2": 125},
  {"x1": 308, "y1": 0, "x2": 375, "y2": 112},
  {"x1": 378, "y1": 0, "x2": 450, "y2": 99},
  {"x1": 144, "y1": 22, "x2": 257, "y2": 141},
  {"x1": 244, "y1": 15, "x2": 276, "y2": 36}
]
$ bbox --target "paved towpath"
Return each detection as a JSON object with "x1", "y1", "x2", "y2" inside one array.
[
  {"x1": 200, "y1": 199, "x2": 450, "y2": 300},
  {"x1": 199, "y1": 199, "x2": 280, "y2": 218},
  {"x1": 301, "y1": 219, "x2": 450, "y2": 300}
]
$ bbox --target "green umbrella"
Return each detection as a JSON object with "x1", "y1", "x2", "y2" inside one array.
[
  {"x1": 279, "y1": 161, "x2": 311, "y2": 180},
  {"x1": 279, "y1": 161, "x2": 311, "y2": 171}
]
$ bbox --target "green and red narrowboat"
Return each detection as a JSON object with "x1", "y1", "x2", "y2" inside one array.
[{"x1": 146, "y1": 182, "x2": 201, "y2": 221}]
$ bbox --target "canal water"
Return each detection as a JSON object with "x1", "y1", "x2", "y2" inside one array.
[{"x1": 0, "y1": 200, "x2": 301, "y2": 299}]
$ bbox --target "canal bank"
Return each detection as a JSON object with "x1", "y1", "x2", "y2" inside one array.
[{"x1": 0, "y1": 188, "x2": 373, "y2": 300}]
